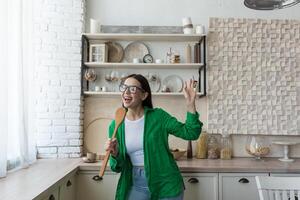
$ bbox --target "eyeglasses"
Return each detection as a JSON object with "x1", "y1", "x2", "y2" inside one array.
[{"x1": 119, "y1": 84, "x2": 145, "y2": 94}]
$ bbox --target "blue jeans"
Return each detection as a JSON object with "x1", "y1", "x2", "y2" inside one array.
[{"x1": 127, "y1": 166, "x2": 184, "y2": 200}]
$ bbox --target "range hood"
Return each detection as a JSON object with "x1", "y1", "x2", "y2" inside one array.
[{"x1": 244, "y1": 0, "x2": 300, "y2": 10}]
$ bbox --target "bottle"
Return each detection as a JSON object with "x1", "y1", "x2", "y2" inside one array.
[
  {"x1": 185, "y1": 44, "x2": 192, "y2": 63},
  {"x1": 207, "y1": 135, "x2": 219, "y2": 159},
  {"x1": 196, "y1": 132, "x2": 208, "y2": 159},
  {"x1": 187, "y1": 140, "x2": 193, "y2": 159},
  {"x1": 220, "y1": 134, "x2": 232, "y2": 160},
  {"x1": 166, "y1": 47, "x2": 172, "y2": 64}
]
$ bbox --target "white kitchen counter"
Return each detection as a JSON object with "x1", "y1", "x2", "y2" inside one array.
[
  {"x1": 0, "y1": 159, "x2": 81, "y2": 200},
  {"x1": 1, "y1": 157, "x2": 300, "y2": 200}
]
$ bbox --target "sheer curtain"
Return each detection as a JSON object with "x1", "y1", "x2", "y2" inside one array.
[{"x1": 0, "y1": 0, "x2": 36, "y2": 178}]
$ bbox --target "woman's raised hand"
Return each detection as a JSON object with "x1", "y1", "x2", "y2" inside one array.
[
  {"x1": 105, "y1": 138, "x2": 119, "y2": 157},
  {"x1": 183, "y1": 79, "x2": 197, "y2": 113}
]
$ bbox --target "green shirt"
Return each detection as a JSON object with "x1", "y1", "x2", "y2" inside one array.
[{"x1": 108, "y1": 107, "x2": 203, "y2": 200}]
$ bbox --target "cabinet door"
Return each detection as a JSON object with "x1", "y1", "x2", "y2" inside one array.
[
  {"x1": 182, "y1": 173, "x2": 218, "y2": 200},
  {"x1": 76, "y1": 171, "x2": 119, "y2": 200},
  {"x1": 41, "y1": 187, "x2": 59, "y2": 200},
  {"x1": 60, "y1": 175, "x2": 76, "y2": 200},
  {"x1": 219, "y1": 173, "x2": 268, "y2": 200}
]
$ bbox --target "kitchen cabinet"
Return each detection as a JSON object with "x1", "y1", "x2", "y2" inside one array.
[
  {"x1": 219, "y1": 173, "x2": 268, "y2": 200},
  {"x1": 59, "y1": 174, "x2": 76, "y2": 200},
  {"x1": 75, "y1": 171, "x2": 217, "y2": 200},
  {"x1": 38, "y1": 187, "x2": 59, "y2": 200},
  {"x1": 81, "y1": 33, "x2": 207, "y2": 97},
  {"x1": 33, "y1": 170, "x2": 77, "y2": 200},
  {"x1": 76, "y1": 170, "x2": 120, "y2": 200},
  {"x1": 182, "y1": 173, "x2": 218, "y2": 200}
]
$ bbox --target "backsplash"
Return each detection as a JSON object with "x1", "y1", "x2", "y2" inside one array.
[{"x1": 207, "y1": 18, "x2": 300, "y2": 135}]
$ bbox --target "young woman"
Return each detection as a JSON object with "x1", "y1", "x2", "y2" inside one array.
[{"x1": 105, "y1": 74, "x2": 203, "y2": 200}]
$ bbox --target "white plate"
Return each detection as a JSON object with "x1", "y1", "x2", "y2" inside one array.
[
  {"x1": 162, "y1": 75, "x2": 184, "y2": 92},
  {"x1": 124, "y1": 42, "x2": 149, "y2": 63}
]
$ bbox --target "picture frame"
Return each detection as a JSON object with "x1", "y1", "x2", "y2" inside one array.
[{"x1": 89, "y1": 44, "x2": 108, "y2": 63}]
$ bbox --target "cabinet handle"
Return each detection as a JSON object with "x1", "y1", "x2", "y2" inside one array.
[
  {"x1": 238, "y1": 178, "x2": 249, "y2": 183},
  {"x1": 188, "y1": 177, "x2": 199, "y2": 184},
  {"x1": 66, "y1": 180, "x2": 72, "y2": 187},
  {"x1": 92, "y1": 175, "x2": 103, "y2": 181},
  {"x1": 48, "y1": 194, "x2": 55, "y2": 200}
]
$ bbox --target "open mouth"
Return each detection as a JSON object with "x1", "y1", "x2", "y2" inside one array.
[{"x1": 123, "y1": 96, "x2": 132, "y2": 104}]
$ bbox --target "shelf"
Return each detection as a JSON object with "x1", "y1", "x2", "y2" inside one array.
[
  {"x1": 84, "y1": 91, "x2": 204, "y2": 97},
  {"x1": 84, "y1": 62, "x2": 204, "y2": 69},
  {"x1": 81, "y1": 32, "x2": 207, "y2": 98},
  {"x1": 82, "y1": 33, "x2": 205, "y2": 42}
]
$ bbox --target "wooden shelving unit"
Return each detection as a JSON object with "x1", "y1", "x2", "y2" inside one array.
[{"x1": 81, "y1": 33, "x2": 207, "y2": 97}]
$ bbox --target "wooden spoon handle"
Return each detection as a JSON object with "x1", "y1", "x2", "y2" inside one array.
[
  {"x1": 98, "y1": 127, "x2": 118, "y2": 177},
  {"x1": 99, "y1": 149, "x2": 111, "y2": 177}
]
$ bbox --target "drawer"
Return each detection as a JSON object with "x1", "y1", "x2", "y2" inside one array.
[
  {"x1": 182, "y1": 173, "x2": 218, "y2": 200},
  {"x1": 76, "y1": 170, "x2": 119, "y2": 200},
  {"x1": 219, "y1": 173, "x2": 268, "y2": 200}
]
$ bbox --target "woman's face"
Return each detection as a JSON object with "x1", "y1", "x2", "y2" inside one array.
[{"x1": 121, "y1": 77, "x2": 148, "y2": 109}]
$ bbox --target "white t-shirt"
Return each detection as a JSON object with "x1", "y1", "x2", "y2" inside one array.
[{"x1": 125, "y1": 116, "x2": 144, "y2": 166}]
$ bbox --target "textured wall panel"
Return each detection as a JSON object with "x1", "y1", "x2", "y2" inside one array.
[{"x1": 208, "y1": 18, "x2": 300, "y2": 135}]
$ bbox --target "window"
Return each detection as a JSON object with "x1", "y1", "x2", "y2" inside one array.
[{"x1": 0, "y1": 0, "x2": 36, "y2": 178}]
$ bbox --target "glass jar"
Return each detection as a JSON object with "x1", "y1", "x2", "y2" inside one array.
[
  {"x1": 207, "y1": 135, "x2": 219, "y2": 159},
  {"x1": 245, "y1": 136, "x2": 271, "y2": 160},
  {"x1": 220, "y1": 134, "x2": 232, "y2": 159},
  {"x1": 196, "y1": 132, "x2": 208, "y2": 159}
]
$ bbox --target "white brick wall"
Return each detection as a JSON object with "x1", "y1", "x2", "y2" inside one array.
[{"x1": 34, "y1": 0, "x2": 85, "y2": 158}]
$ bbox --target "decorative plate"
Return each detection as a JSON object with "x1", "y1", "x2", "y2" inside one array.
[
  {"x1": 106, "y1": 42, "x2": 124, "y2": 63},
  {"x1": 162, "y1": 75, "x2": 184, "y2": 92},
  {"x1": 124, "y1": 42, "x2": 149, "y2": 63},
  {"x1": 84, "y1": 117, "x2": 112, "y2": 156}
]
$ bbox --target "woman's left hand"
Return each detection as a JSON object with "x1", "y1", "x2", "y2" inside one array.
[{"x1": 183, "y1": 79, "x2": 197, "y2": 113}]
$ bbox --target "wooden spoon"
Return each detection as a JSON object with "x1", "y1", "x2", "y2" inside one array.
[{"x1": 97, "y1": 107, "x2": 127, "y2": 180}]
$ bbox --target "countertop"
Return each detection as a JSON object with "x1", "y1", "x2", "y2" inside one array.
[
  {"x1": 0, "y1": 159, "x2": 81, "y2": 200},
  {"x1": 1, "y1": 157, "x2": 300, "y2": 200},
  {"x1": 79, "y1": 157, "x2": 300, "y2": 173}
]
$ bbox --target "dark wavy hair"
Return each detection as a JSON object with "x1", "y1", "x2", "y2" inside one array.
[{"x1": 122, "y1": 74, "x2": 153, "y2": 109}]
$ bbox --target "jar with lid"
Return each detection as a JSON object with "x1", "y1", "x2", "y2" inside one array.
[
  {"x1": 220, "y1": 134, "x2": 232, "y2": 159},
  {"x1": 196, "y1": 132, "x2": 208, "y2": 159},
  {"x1": 207, "y1": 135, "x2": 219, "y2": 159}
]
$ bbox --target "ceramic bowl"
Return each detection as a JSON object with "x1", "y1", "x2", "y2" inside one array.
[{"x1": 170, "y1": 148, "x2": 186, "y2": 160}]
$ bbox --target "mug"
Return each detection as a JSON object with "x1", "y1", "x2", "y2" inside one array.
[
  {"x1": 87, "y1": 152, "x2": 96, "y2": 161},
  {"x1": 133, "y1": 58, "x2": 140, "y2": 63},
  {"x1": 195, "y1": 25, "x2": 205, "y2": 34},
  {"x1": 101, "y1": 86, "x2": 107, "y2": 92},
  {"x1": 95, "y1": 86, "x2": 100, "y2": 92},
  {"x1": 155, "y1": 59, "x2": 163, "y2": 64}
]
